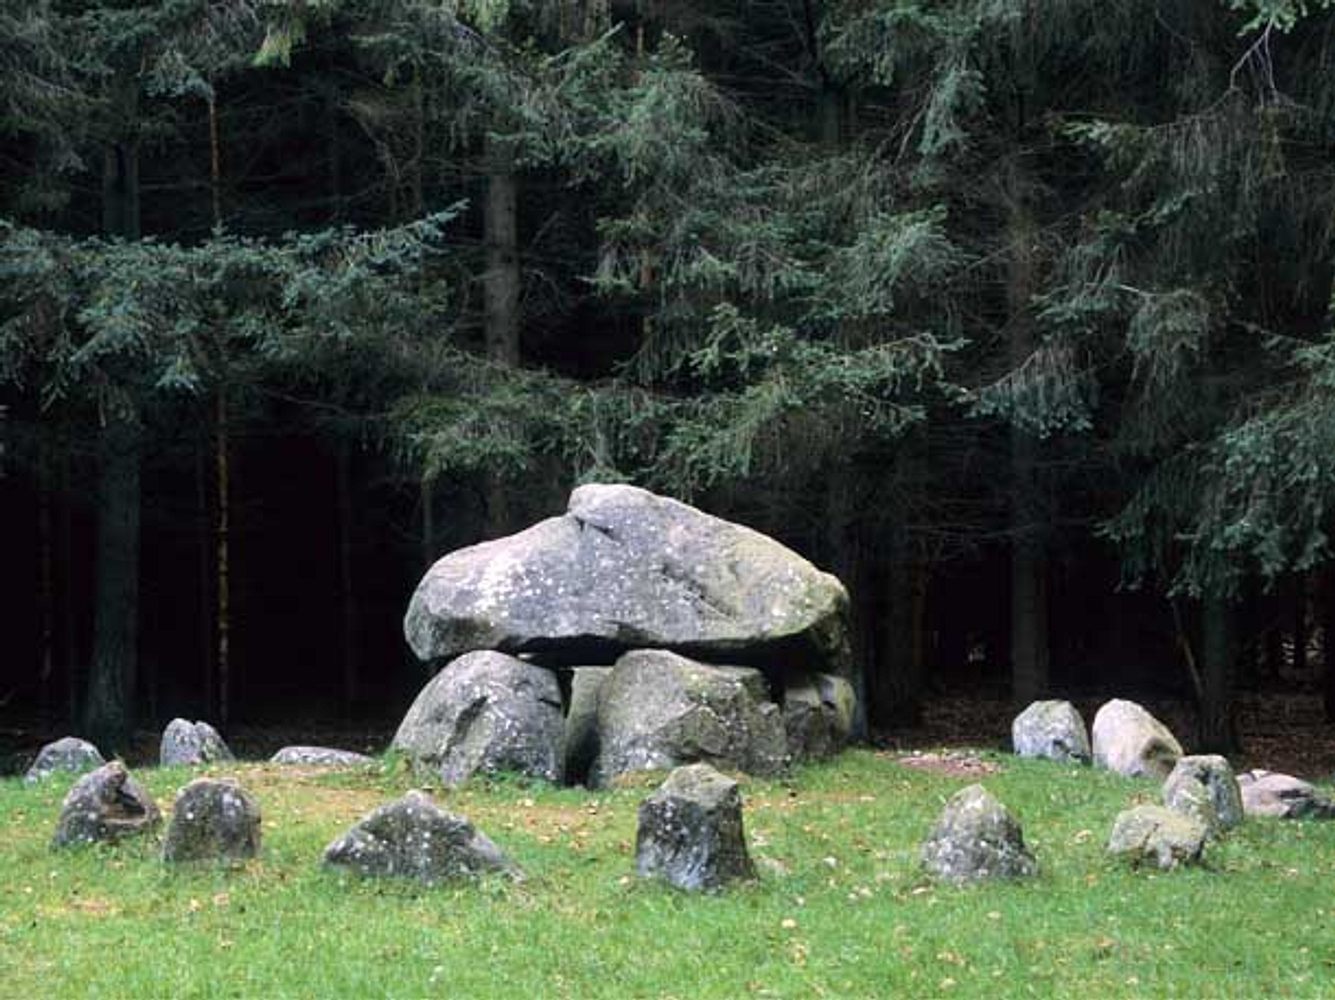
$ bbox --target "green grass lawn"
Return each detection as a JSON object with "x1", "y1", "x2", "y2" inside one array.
[{"x1": 2, "y1": 749, "x2": 1333, "y2": 998}]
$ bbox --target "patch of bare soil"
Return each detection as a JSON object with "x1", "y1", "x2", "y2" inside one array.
[{"x1": 891, "y1": 750, "x2": 1004, "y2": 778}]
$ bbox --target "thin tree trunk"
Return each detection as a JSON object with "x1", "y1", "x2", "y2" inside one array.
[
  {"x1": 208, "y1": 91, "x2": 223, "y2": 230},
  {"x1": 1321, "y1": 567, "x2": 1335, "y2": 722},
  {"x1": 1199, "y1": 596, "x2": 1239, "y2": 752},
  {"x1": 216, "y1": 388, "x2": 231, "y2": 727},
  {"x1": 37, "y1": 441, "x2": 55, "y2": 715},
  {"x1": 1293, "y1": 572, "x2": 1309, "y2": 677},
  {"x1": 60, "y1": 450, "x2": 77, "y2": 724},
  {"x1": 1006, "y1": 158, "x2": 1049, "y2": 705},
  {"x1": 483, "y1": 134, "x2": 520, "y2": 537},
  {"x1": 84, "y1": 417, "x2": 140, "y2": 752},
  {"x1": 335, "y1": 441, "x2": 358, "y2": 717},
  {"x1": 882, "y1": 533, "x2": 926, "y2": 728},
  {"x1": 196, "y1": 439, "x2": 215, "y2": 719}
]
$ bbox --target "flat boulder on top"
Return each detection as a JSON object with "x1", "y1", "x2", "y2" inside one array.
[
  {"x1": 590, "y1": 649, "x2": 787, "y2": 789},
  {"x1": 392, "y1": 650, "x2": 564, "y2": 787},
  {"x1": 160, "y1": 718, "x2": 234, "y2": 767},
  {"x1": 1163, "y1": 755, "x2": 1243, "y2": 833},
  {"x1": 52, "y1": 761, "x2": 161, "y2": 848},
  {"x1": 1011, "y1": 700, "x2": 1090, "y2": 764},
  {"x1": 403, "y1": 483, "x2": 851, "y2": 675},
  {"x1": 1236, "y1": 770, "x2": 1335, "y2": 819},
  {"x1": 324, "y1": 791, "x2": 520, "y2": 884},
  {"x1": 162, "y1": 778, "x2": 261, "y2": 864},
  {"x1": 1107, "y1": 804, "x2": 1207, "y2": 870},
  {"x1": 25, "y1": 737, "x2": 105, "y2": 783},
  {"x1": 270, "y1": 746, "x2": 374, "y2": 768},
  {"x1": 1091, "y1": 699, "x2": 1183, "y2": 779},
  {"x1": 921, "y1": 784, "x2": 1037, "y2": 884},
  {"x1": 636, "y1": 763, "x2": 756, "y2": 891}
]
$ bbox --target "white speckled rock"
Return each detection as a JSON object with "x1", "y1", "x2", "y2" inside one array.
[
  {"x1": 1011, "y1": 700, "x2": 1090, "y2": 763},
  {"x1": 783, "y1": 673, "x2": 856, "y2": 761},
  {"x1": 160, "y1": 719, "x2": 234, "y2": 767},
  {"x1": 25, "y1": 737, "x2": 105, "y2": 783},
  {"x1": 392, "y1": 651, "x2": 564, "y2": 786},
  {"x1": 1162, "y1": 755, "x2": 1243, "y2": 832},
  {"x1": 162, "y1": 778, "x2": 261, "y2": 863},
  {"x1": 270, "y1": 746, "x2": 375, "y2": 767},
  {"x1": 403, "y1": 484, "x2": 851, "y2": 675},
  {"x1": 635, "y1": 764, "x2": 755, "y2": 891},
  {"x1": 1236, "y1": 770, "x2": 1335, "y2": 819},
  {"x1": 323, "y1": 791, "x2": 520, "y2": 884},
  {"x1": 52, "y1": 761, "x2": 160, "y2": 848},
  {"x1": 1091, "y1": 699, "x2": 1183, "y2": 779},
  {"x1": 921, "y1": 784, "x2": 1037, "y2": 884}
]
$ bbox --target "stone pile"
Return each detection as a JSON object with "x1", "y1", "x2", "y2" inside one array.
[{"x1": 395, "y1": 483, "x2": 857, "y2": 789}]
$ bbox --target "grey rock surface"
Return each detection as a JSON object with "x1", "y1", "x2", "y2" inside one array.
[
  {"x1": 1163, "y1": 755, "x2": 1243, "y2": 833},
  {"x1": 635, "y1": 763, "x2": 756, "y2": 891},
  {"x1": 591, "y1": 649, "x2": 787, "y2": 788},
  {"x1": 270, "y1": 746, "x2": 375, "y2": 768},
  {"x1": 403, "y1": 483, "x2": 851, "y2": 675},
  {"x1": 563, "y1": 666, "x2": 612, "y2": 787},
  {"x1": 392, "y1": 650, "x2": 564, "y2": 786},
  {"x1": 782, "y1": 673, "x2": 855, "y2": 761},
  {"x1": 52, "y1": 761, "x2": 161, "y2": 848},
  {"x1": 162, "y1": 778, "x2": 262, "y2": 863},
  {"x1": 160, "y1": 719, "x2": 234, "y2": 767},
  {"x1": 1011, "y1": 700, "x2": 1090, "y2": 764},
  {"x1": 1107, "y1": 804, "x2": 1208, "y2": 869},
  {"x1": 323, "y1": 791, "x2": 520, "y2": 884},
  {"x1": 25, "y1": 737, "x2": 105, "y2": 784},
  {"x1": 921, "y1": 784, "x2": 1037, "y2": 884},
  {"x1": 1091, "y1": 699, "x2": 1183, "y2": 779},
  {"x1": 1236, "y1": 769, "x2": 1335, "y2": 819}
]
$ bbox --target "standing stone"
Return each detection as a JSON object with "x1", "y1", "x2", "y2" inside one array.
[
  {"x1": 563, "y1": 667, "x2": 612, "y2": 787},
  {"x1": 392, "y1": 650, "x2": 564, "y2": 787},
  {"x1": 52, "y1": 761, "x2": 161, "y2": 848},
  {"x1": 323, "y1": 791, "x2": 520, "y2": 884},
  {"x1": 635, "y1": 763, "x2": 756, "y2": 891},
  {"x1": 921, "y1": 784, "x2": 1037, "y2": 883},
  {"x1": 1107, "y1": 804, "x2": 1208, "y2": 869},
  {"x1": 1011, "y1": 700, "x2": 1090, "y2": 764},
  {"x1": 1236, "y1": 770, "x2": 1335, "y2": 819},
  {"x1": 162, "y1": 778, "x2": 261, "y2": 864},
  {"x1": 1091, "y1": 699, "x2": 1183, "y2": 779},
  {"x1": 591, "y1": 649, "x2": 788, "y2": 788},
  {"x1": 1163, "y1": 755, "x2": 1243, "y2": 833},
  {"x1": 403, "y1": 483, "x2": 851, "y2": 677},
  {"x1": 25, "y1": 737, "x2": 105, "y2": 783},
  {"x1": 270, "y1": 746, "x2": 375, "y2": 767},
  {"x1": 160, "y1": 719, "x2": 234, "y2": 767},
  {"x1": 783, "y1": 673, "x2": 856, "y2": 762}
]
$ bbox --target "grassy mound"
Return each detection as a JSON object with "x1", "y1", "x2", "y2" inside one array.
[{"x1": 2, "y1": 750, "x2": 1331, "y2": 997}]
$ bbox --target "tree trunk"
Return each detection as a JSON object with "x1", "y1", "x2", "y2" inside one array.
[
  {"x1": 37, "y1": 440, "x2": 55, "y2": 715},
  {"x1": 483, "y1": 134, "x2": 521, "y2": 537},
  {"x1": 1005, "y1": 159, "x2": 1049, "y2": 705},
  {"x1": 1198, "y1": 596, "x2": 1239, "y2": 752},
  {"x1": 881, "y1": 532, "x2": 926, "y2": 728},
  {"x1": 196, "y1": 439, "x2": 215, "y2": 719},
  {"x1": 335, "y1": 441, "x2": 358, "y2": 717},
  {"x1": 1292, "y1": 572, "x2": 1309, "y2": 677},
  {"x1": 59, "y1": 451, "x2": 77, "y2": 724},
  {"x1": 84, "y1": 417, "x2": 140, "y2": 752},
  {"x1": 208, "y1": 90, "x2": 223, "y2": 231},
  {"x1": 216, "y1": 389, "x2": 231, "y2": 727},
  {"x1": 1321, "y1": 567, "x2": 1335, "y2": 722},
  {"x1": 825, "y1": 470, "x2": 867, "y2": 738}
]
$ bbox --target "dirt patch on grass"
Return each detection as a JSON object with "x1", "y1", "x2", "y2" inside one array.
[{"x1": 891, "y1": 751, "x2": 1003, "y2": 778}]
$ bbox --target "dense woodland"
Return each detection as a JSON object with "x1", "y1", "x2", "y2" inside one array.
[{"x1": 4, "y1": 0, "x2": 1335, "y2": 755}]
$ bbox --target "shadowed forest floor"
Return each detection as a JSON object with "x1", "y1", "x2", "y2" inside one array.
[{"x1": 4, "y1": 693, "x2": 1334, "y2": 780}]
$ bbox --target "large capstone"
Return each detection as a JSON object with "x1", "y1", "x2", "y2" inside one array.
[
  {"x1": 782, "y1": 673, "x2": 855, "y2": 762},
  {"x1": 1091, "y1": 699, "x2": 1183, "y2": 779},
  {"x1": 590, "y1": 649, "x2": 787, "y2": 788},
  {"x1": 1011, "y1": 700, "x2": 1090, "y2": 764},
  {"x1": 323, "y1": 791, "x2": 520, "y2": 885},
  {"x1": 1163, "y1": 755, "x2": 1243, "y2": 833},
  {"x1": 160, "y1": 718, "x2": 234, "y2": 767},
  {"x1": 162, "y1": 778, "x2": 262, "y2": 864},
  {"x1": 403, "y1": 483, "x2": 850, "y2": 676},
  {"x1": 52, "y1": 761, "x2": 161, "y2": 848},
  {"x1": 270, "y1": 746, "x2": 375, "y2": 768},
  {"x1": 25, "y1": 737, "x2": 105, "y2": 784},
  {"x1": 1107, "y1": 804, "x2": 1208, "y2": 870},
  {"x1": 392, "y1": 650, "x2": 564, "y2": 786},
  {"x1": 1236, "y1": 770, "x2": 1335, "y2": 819},
  {"x1": 921, "y1": 784, "x2": 1037, "y2": 884},
  {"x1": 635, "y1": 763, "x2": 756, "y2": 891}
]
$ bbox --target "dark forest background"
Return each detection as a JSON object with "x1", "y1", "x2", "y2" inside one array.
[{"x1": 5, "y1": 0, "x2": 1335, "y2": 757}]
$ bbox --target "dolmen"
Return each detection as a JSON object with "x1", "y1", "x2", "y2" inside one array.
[{"x1": 396, "y1": 483, "x2": 857, "y2": 788}]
